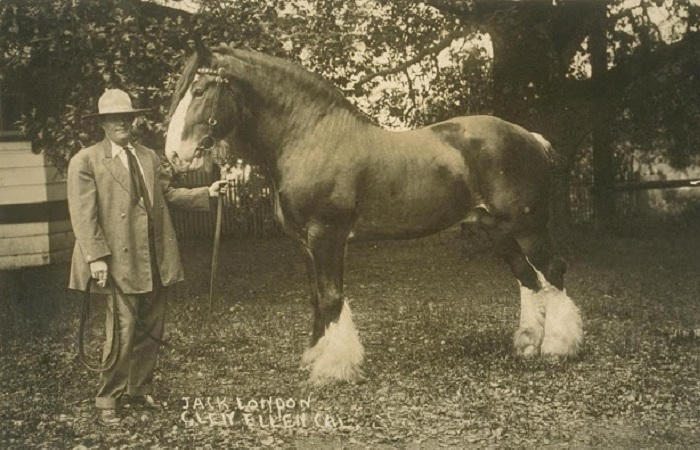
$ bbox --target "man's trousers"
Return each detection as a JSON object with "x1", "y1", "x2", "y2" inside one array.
[{"x1": 95, "y1": 224, "x2": 164, "y2": 410}]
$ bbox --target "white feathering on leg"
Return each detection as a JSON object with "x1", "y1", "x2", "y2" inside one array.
[
  {"x1": 514, "y1": 283, "x2": 546, "y2": 356},
  {"x1": 539, "y1": 280, "x2": 583, "y2": 357},
  {"x1": 302, "y1": 301, "x2": 364, "y2": 385},
  {"x1": 527, "y1": 270, "x2": 583, "y2": 357}
]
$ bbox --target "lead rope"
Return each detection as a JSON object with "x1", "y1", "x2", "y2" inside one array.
[
  {"x1": 209, "y1": 181, "x2": 224, "y2": 321},
  {"x1": 78, "y1": 277, "x2": 119, "y2": 372},
  {"x1": 79, "y1": 275, "x2": 195, "y2": 373}
]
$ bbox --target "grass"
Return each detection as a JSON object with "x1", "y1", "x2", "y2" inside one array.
[{"x1": 1, "y1": 227, "x2": 699, "y2": 448}]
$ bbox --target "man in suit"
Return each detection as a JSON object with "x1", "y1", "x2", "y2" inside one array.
[{"x1": 67, "y1": 89, "x2": 227, "y2": 427}]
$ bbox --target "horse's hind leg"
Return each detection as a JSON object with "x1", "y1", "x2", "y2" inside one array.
[
  {"x1": 490, "y1": 230, "x2": 582, "y2": 358},
  {"x1": 514, "y1": 231, "x2": 583, "y2": 358},
  {"x1": 300, "y1": 224, "x2": 364, "y2": 384},
  {"x1": 490, "y1": 234, "x2": 546, "y2": 356}
]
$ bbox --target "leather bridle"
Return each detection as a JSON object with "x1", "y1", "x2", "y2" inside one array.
[{"x1": 193, "y1": 67, "x2": 234, "y2": 165}]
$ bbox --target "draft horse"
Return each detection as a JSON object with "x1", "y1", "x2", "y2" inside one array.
[{"x1": 165, "y1": 45, "x2": 583, "y2": 384}]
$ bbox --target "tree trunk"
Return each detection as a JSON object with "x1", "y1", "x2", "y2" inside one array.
[
  {"x1": 478, "y1": 2, "x2": 601, "y2": 240},
  {"x1": 589, "y1": 6, "x2": 616, "y2": 232}
]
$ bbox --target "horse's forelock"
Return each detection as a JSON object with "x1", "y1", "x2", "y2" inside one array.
[{"x1": 168, "y1": 50, "x2": 221, "y2": 120}]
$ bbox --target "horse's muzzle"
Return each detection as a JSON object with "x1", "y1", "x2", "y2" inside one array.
[{"x1": 168, "y1": 151, "x2": 204, "y2": 173}]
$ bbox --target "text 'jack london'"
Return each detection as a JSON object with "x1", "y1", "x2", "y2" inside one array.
[{"x1": 180, "y1": 396, "x2": 351, "y2": 430}]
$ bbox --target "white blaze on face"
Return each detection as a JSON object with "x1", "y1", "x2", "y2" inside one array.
[{"x1": 165, "y1": 87, "x2": 194, "y2": 163}]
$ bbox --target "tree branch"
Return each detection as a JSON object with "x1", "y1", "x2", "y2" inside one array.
[
  {"x1": 354, "y1": 29, "x2": 472, "y2": 89},
  {"x1": 568, "y1": 29, "x2": 700, "y2": 100}
]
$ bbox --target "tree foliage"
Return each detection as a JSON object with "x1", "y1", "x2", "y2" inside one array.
[
  {"x1": 1, "y1": 0, "x2": 698, "y2": 175},
  {"x1": 1, "y1": 0, "x2": 195, "y2": 173},
  {"x1": 607, "y1": 1, "x2": 700, "y2": 169}
]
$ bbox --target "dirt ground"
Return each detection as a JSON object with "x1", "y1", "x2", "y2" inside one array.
[{"x1": 1, "y1": 227, "x2": 699, "y2": 448}]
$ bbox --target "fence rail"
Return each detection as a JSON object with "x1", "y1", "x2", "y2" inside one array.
[
  {"x1": 569, "y1": 177, "x2": 700, "y2": 227},
  {"x1": 614, "y1": 179, "x2": 700, "y2": 191}
]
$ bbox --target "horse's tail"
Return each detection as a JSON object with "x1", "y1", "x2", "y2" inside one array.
[{"x1": 531, "y1": 133, "x2": 570, "y2": 256}]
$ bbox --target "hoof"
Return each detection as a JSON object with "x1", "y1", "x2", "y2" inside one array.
[
  {"x1": 302, "y1": 345, "x2": 365, "y2": 386},
  {"x1": 308, "y1": 366, "x2": 366, "y2": 386},
  {"x1": 517, "y1": 344, "x2": 539, "y2": 357},
  {"x1": 541, "y1": 331, "x2": 583, "y2": 358},
  {"x1": 302, "y1": 301, "x2": 365, "y2": 386},
  {"x1": 514, "y1": 328, "x2": 543, "y2": 357}
]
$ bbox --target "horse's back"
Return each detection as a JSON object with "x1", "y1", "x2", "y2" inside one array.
[
  {"x1": 431, "y1": 116, "x2": 549, "y2": 163},
  {"x1": 427, "y1": 115, "x2": 554, "y2": 229},
  {"x1": 429, "y1": 115, "x2": 552, "y2": 177}
]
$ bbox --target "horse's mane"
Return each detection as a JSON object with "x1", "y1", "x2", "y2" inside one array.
[{"x1": 169, "y1": 46, "x2": 373, "y2": 124}]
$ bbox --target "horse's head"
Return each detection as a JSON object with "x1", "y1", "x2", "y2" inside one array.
[{"x1": 165, "y1": 46, "x2": 251, "y2": 173}]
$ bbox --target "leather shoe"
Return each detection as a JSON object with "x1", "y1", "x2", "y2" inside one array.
[
  {"x1": 97, "y1": 409, "x2": 120, "y2": 427},
  {"x1": 130, "y1": 394, "x2": 158, "y2": 409}
]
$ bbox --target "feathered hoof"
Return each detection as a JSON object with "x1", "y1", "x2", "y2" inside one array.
[
  {"x1": 305, "y1": 359, "x2": 365, "y2": 386},
  {"x1": 540, "y1": 289, "x2": 583, "y2": 358},
  {"x1": 301, "y1": 344, "x2": 365, "y2": 386},
  {"x1": 541, "y1": 330, "x2": 583, "y2": 358},
  {"x1": 301, "y1": 301, "x2": 365, "y2": 386}
]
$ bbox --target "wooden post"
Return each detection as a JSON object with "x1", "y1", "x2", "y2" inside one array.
[{"x1": 590, "y1": 4, "x2": 616, "y2": 231}]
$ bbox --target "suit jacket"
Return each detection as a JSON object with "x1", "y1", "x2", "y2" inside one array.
[{"x1": 67, "y1": 138, "x2": 211, "y2": 294}]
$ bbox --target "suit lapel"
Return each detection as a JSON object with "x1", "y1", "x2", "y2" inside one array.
[{"x1": 101, "y1": 139, "x2": 133, "y2": 197}]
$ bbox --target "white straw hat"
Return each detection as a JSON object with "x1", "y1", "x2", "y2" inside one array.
[{"x1": 83, "y1": 89, "x2": 150, "y2": 118}]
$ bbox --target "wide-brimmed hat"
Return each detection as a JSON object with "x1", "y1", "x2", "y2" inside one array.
[{"x1": 83, "y1": 89, "x2": 150, "y2": 119}]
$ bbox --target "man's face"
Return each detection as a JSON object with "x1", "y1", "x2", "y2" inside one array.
[{"x1": 100, "y1": 114, "x2": 135, "y2": 146}]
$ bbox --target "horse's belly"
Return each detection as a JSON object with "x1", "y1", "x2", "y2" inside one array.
[
  {"x1": 352, "y1": 192, "x2": 469, "y2": 240},
  {"x1": 351, "y1": 154, "x2": 473, "y2": 239}
]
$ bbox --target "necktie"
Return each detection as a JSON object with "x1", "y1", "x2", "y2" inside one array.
[{"x1": 124, "y1": 146, "x2": 151, "y2": 215}]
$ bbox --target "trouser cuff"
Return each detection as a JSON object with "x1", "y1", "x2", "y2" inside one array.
[
  {"x1": 95, "y1": 397, "x2": 118, "y2": 410},
  {"x1": 126, "y1": 384, "x2": 153, "y2": 396}
]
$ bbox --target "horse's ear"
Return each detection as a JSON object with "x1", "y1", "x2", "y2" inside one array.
[{"x1": 193, "y1": 37, "x2": 212, "y2": 66}]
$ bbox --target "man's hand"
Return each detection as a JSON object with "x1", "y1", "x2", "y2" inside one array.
[
  {"x1": 208, "y1": 180, "x2": 229, "y2": 197},
  {"x1": 89, "y1": 260, "x2": 109, "y2": 288}
]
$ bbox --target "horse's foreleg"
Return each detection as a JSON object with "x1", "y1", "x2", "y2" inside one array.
[
  {"x1": 515, "y1": 231, "x2": 583, "y2": 358},
  {"x1": 300, "y1": 226, "x2": 364, "y2": 385},
  {"x1": 297, "y1": 242, "x2": 324, "y2": 344}
]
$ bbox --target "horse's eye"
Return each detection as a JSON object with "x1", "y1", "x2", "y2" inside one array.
[{"x1": 192, "y1": 88, "x2": 204, "y2": 98}]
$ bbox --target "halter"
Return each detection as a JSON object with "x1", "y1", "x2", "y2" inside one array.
[{"x1": 194, "y1": 67, "x2": 233, "y2": 164}]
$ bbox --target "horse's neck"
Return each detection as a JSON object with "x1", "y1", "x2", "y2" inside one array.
[{"x1": 256, "y1": 102, "x2": 378, "y2": 160}]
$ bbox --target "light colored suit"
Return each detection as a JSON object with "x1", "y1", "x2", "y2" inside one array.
[
  {"x1": 68, "y1": 138, "x2": 210, "y2": 294},
  {"x1": 67, "y1": 138, "x2": 211, "y2": 409}
]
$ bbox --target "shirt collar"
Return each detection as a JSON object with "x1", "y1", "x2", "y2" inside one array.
[{"x1": 109, "y1": 140, "x2": 134, "y2": 158}]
